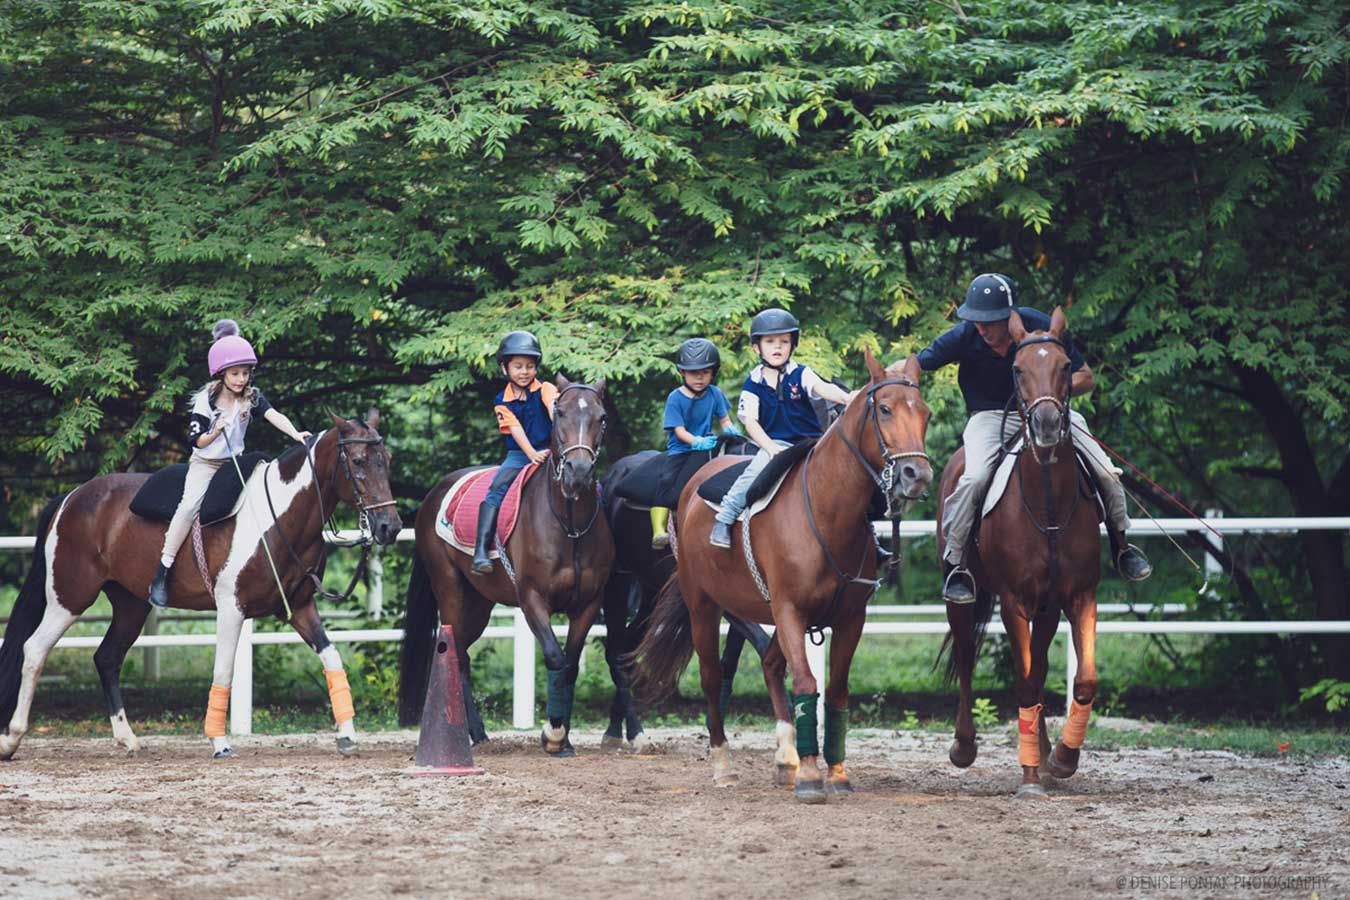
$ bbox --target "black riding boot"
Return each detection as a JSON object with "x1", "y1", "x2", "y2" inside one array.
[
  {"x1": 471, "y1": 502, "x2": 500, "y2": 575},
  {"x1": 1110, "y1": 529, "x2": 1153, "y2": 581},
  {"x1": 148, "y1": 562, "x2": 171, "y2": 609},
  {"x1": 941, "y1": 561, "x2": 975, "y2": 604}
]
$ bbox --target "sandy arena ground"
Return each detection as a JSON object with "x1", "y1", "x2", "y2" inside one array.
[{"x1": 1, "y1": 724, "x2": 1347, "y2": 899}]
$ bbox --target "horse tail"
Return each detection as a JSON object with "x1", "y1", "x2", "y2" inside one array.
[
  {"x1": 935, "y1": 588, "x2": 997, "y2": 685},
  {"x1": 0, "y1": 494, "x2": 67, "y2": 725},
  {"x1": 625, "y1": 573, "x2": 693, "y2": 703},
  {"x1": 397, "y1": 548, "x2": 439, "y2": 726}
]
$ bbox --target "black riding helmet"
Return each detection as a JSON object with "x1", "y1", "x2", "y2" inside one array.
[
  {"x1": 749, "y1": 308, "x2": 800, "y2": 349},
  {"x1": 496, "y1": 330, "x2": 543, "y2": 367},
  {"x1": 956, "y1": 273, "x2": 1020, "y2": 322},
  {"x1": 676, "y1": 338, "x2": 721, "y2": 372}
]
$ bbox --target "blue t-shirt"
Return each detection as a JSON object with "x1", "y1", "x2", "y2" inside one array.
[
  {"x1": 663, "y1": 386, "x2": 730, "y2": 454},
  {"x1": 916, "y1": 307, "x2": 1086, "y2": 414}
]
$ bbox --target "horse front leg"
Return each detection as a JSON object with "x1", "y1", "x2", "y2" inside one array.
[
  {"x1": 600, "y1": 578, "x2": 634, "y2": 751},
  {"x1": 1047, "y1": 592, "x2": 1098, "y2": 779},
  {"x1": 773, "y1": 606, "x2": 828, "y2": 804},
  {"x1": 760, "y1": 637, "x2": 797, "y2": 787},
  {"x1": 205, "y1": 598, "x2": 247, "y2": 759},
  {"x1": 945, "y1": 592, "x2": 981, "y2": 768},
  {"x1": 541, "y1": 594, "x2": 602, "y2": 758},
  {"x1": 290, "y1": 601, "x2": 358, "y2": 756},
  {"x1": 822, "y1": 604, "x2": 866, "y2": 797}
]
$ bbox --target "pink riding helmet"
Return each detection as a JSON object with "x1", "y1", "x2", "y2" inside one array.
[{"x1": 207, "y1": 319, "x2": 258, "y2": 377}]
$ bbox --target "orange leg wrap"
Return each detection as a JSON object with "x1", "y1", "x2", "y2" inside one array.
[
  {"x1": 325, "y1": 669, "x2": 355, "y2": 725},
  {"x1": 1018, "y1": 704, "x2": 1043, "y2": 767},
  {"x1": 1060, "y1": 698, "x2": 1092, "y2": 750},
  {"x1": 204, "y1": 684, "x2": 230, "y2": 738}
]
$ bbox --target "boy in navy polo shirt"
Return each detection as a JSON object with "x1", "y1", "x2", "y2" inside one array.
[
  {"x1": 472, "y1": 330, "x2": 558, "y2": 573},
  {"x1": 710, "y1": 309, "x2": 852, "y2": 548},
  {"x1": 650, "y1": 338, "x2": 740, "y2": 549}
]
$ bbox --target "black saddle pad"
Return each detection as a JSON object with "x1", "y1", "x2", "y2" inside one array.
[
  {"x1": 130, "y1": 453, "x2": 269, "y2": 526},
  {"x1": 610, "y1": 451, "x2": 668, "y2": 508},
  {"x1": 697, "y1": 439, "x2": 816, "y2": 507}
]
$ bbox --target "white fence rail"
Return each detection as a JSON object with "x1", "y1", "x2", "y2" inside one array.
[{"x1": 2, "y1": 517, "x2": 1347, "y2": 733}]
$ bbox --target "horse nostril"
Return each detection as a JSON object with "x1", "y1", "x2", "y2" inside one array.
[{"x1": 902, "y1": 464, "x2": 917, "y2": 481}]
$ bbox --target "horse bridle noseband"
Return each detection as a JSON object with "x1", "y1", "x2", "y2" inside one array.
[{"x1": 837, "y1": 378, "x2": 931, "y2": 518}]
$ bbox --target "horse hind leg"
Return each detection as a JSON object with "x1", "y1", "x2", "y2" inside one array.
[{"x1": 95, "y1": 586, "x2": 152, "y2": 756}]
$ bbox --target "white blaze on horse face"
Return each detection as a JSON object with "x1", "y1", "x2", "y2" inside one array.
[
  {"x1": 1037, "y1": 348, "x2": 1048, "y2": 357},
  {"x1": 576, "y1": 398, "x2": 588, "y2": 410}
]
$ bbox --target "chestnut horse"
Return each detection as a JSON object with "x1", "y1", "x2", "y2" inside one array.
[
  {"x1": 0, "y1": 411, "x2": 402, "y2": 760},
  {"x1": 399, "y1": 377, "x2": 613, "y2": 756},
  {"x1": 936, "y1": 308, "x2": 1101, "y2": 797},
  {"x1": 632, "y1": 351, "x2": 932, "y2": 802}
]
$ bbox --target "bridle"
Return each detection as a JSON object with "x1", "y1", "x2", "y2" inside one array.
[
  {"x1": 802, "y1": 377, "x2": 930, "y2": 632},
  {"x1": 263, "y1": 425, "x2": 398, "y2": 604},
  {"x1": 546, "y1": 383, "x2": 606, "y2": 540},
  {"x1": 1010, "y1": 334, "x2": 1072, "y2": 465}
]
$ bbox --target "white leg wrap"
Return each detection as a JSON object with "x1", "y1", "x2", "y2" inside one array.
[
  {"x1": 774, "y1": 720, "x2": 800, "y2": 768},
  {"x1": 710, "y1": 742, "x2": 737, "y2": 783},
  {"x1": 110, "y1": 709, "x2": 141, "y2": 753}
]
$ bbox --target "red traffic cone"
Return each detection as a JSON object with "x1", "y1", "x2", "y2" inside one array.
[{"x1": 406, "y1": 624, "x2": 485, "y2": 776}]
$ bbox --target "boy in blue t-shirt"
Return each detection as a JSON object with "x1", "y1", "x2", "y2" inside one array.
[
  {"x1": 650, "y1": 338, "x2": 740, "y2": 549},
  {"x1": 710, "y1": 309, "x2": 852, "y2": 548}
]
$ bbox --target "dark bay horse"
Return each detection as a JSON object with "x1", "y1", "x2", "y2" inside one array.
[
  {"x1": 0, "y1": 411, "x2": 402, "y2": 759},
  {"x1": 599, "y1": 439, "x2": 775, "y2": 750},
  {"x1": 632, "y1": 351, "x2": 933, "y2": 802},
  {"x1": 399, "y1": 377, "x2": 613, "y2": 756},
  {"x1": 936, "y1": 307, "x2": 1101, "y2": 797}
]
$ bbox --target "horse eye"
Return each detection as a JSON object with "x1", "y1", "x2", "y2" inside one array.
[
  {"x1": 600, "y1": 415, "x2": 608, "y2": 427},
  {"x1": 879, "y1": 404, "x2": 892, "y2": 416}
]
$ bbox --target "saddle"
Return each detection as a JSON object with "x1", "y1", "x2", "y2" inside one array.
[
  {"x1": 129, "y1": 453, "x2": 269, "y2": 526},
  {"x1": 697, "y1": 439, "x2": 815, "y2": 513},
  {"x1": 609, "y1": 451, "x2": 670, "y2": 510},
  {"x1": 980, "y1": 436, "x2": 1103, "y2": 520},
  {"x1": 435, "y1": 463, "x2": 543, "y2": 559}
]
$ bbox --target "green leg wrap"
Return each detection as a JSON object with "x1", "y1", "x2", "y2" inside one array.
[
  {"x1": 545, "y1": 667, "x2": 577, "y2": 724},
  {"x1": 793, "y1": 692, "x2": 820, "y2": 759},
  {"x1": 824, "y1": 705, "x2": 848, "y2": 766}
]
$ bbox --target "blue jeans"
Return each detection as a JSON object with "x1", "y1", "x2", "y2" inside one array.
[
  {"x1": 484, "y1": 449, "x2": 531, "y2": 509},
  {"x1": 714, "y1": 440, "x2": 791, "y2": 525}
]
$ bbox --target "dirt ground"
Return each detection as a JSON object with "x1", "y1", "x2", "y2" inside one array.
[{"x1": 1, "y1": 724, "x2": 1346, "y2": 899}]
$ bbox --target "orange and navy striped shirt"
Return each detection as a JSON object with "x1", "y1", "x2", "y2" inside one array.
[{"x1": 494, "y1": 379, "x2": 558, "y2": 453}]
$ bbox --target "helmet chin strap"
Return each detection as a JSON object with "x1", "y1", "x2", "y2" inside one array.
[{"x1": 758, "y1": 350, "x2": 791, "y2": 398}]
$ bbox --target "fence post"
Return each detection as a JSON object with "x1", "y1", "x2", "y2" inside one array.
[
  {"x1": 230, "y1": 618, "x2": 254, "y2": 736},
  {"x1": 1204, "y1": 509, "x2": 1223, "y2": 592},
  {"x1": 512, "y1": 608, "x2": 535, "y2": 729},
  {"x1": 366, "y1": 549, "x2": 384, "y2": 618},
  {"x1": 143, "y1": 608, "x2": 160, "y2": 683}
]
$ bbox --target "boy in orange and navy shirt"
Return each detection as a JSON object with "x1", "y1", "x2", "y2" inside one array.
[{"x1": 472, "y1": 331, "x2": 558, "y2": 573}]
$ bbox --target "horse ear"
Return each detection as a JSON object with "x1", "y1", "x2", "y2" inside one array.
[
  {"x1": 864, "y1": 346, "x2": 886, "y2": 383},
  {"x1": 365, "y1": 406, "x2": 380, "y2": 431},
  {"x1": 591, "y1": 377, "x2": 606, "y2": 399},
  {"x1": 903, "y1": 353, "x2": 921, "y2": 385},
  {"x1": 1050, "y1": 306, "x2": 1067, "y2": 338},
  {"x1": 555, "y1": 373, "x2": 572, "y2": 392},
  {"x1": 1007, "y1": 309, "x2": 1027, "y2": 342},
  {"x1": 329, "y1": 411, "x2": 347, "y2": 431}
]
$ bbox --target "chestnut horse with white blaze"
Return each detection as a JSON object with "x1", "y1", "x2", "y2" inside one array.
[
  {"x1": 937, "y1": 308, "x2": 1101, "y2": 797},
  {"x1": 632, "y1": 351, "x2": 932, "y2": 803},
  {"x1": 0, "y1": 411, "x2": 401, "y2": 760}
]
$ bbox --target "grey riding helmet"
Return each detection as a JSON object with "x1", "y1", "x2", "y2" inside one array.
[
  {"x1": 956, "y1": 274, "x2": 1020, "y2": 322},
  {"x1": 496, "y1": 330, "x2": 543, "y2": 365},
  {"x1": 749, "y1": 308, "x2": 800, "y2": 348},
  {"x1": 676, "y1": 338, "x2": 721, "y2": 372}
]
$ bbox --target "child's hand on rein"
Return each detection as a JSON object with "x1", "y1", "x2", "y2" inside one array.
[
  {"x1": 294, "y1": 430, "x2": 313, "y2": 443},
  {"x1": 530, "y1": 449, "x2": 549, "y2": 466}
]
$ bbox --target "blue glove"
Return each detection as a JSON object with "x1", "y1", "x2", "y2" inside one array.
[
  {"x1": 721, "y1": 424, "x2": 742, "y2": 437},
  {"x1": 691, "y1": 435, "x2": 718, "y2": 452}
]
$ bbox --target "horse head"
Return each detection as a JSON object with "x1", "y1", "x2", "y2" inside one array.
[
  {"x1": 855, "y1": 347, "x2": 934, "y2": 510},
  {"x1": 325, "y1": 407, "x2": 402, "y2": 545},
  {"x1": 551, "y1": 376, "x2": 607, "y2": 501},
  {"x1": 1008, "y1": 307, "x2": 1072, "y2": 451}
]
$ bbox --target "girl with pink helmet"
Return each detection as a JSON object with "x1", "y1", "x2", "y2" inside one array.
[{"x1": 149, "y1": 320, "x2": 313, "y2": 608}]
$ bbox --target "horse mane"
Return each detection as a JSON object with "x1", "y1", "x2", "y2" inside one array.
[{"x1": 276, "y1": 431, "x2": 323, "y2": 481}]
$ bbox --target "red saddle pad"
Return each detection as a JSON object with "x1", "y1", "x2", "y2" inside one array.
[{"x1": 446, "y1": 463, "x2": 543, "y2": 551}]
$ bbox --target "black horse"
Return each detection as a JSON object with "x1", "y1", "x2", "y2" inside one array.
[{"x1": 597, "y1": 436, "x2": 774, "y2": 750}]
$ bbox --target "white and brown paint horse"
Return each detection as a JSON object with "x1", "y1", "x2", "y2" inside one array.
[{"x1": 0, "y1": 410, "x2": 401, "y2": 760}]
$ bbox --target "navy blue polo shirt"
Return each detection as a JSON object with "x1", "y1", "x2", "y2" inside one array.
[{"x1": 917, "y1": 307, "x2": 1086, "y2": 414}]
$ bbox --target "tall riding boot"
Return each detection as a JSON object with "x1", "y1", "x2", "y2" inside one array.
[
  {"x1": 941, "y1": 561, "x2": 975, "y2": 604},
  {"x1": 650, "y1": 506, "x2": 670, "y2": 550},
  {"x1": 1109, "y1": 529, "x2": 1153, "y2": 581},
  {"x1": 471, "y1": 502, "x2": 500, "y2": 575},
  {"x1": 148, "y1": 562, "x2": 171, "y2": 609}
]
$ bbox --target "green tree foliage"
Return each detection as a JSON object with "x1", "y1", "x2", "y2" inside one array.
[{"x1": 1, "y1": 0, "x2": 1346, "y2": 680}]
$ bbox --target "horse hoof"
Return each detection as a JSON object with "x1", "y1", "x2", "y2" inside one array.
[
  {"x1": 627, "y1": 733, "x2": 656, "y2": 754},
  {"x1": 1044, "y1": 745, "x2": 1078, "y2": 779},
  {"x1": 826, "y1": 778, "x2": 854, "y2": 797},
  {"x1": 212, "y1": 747, "x2": 234, "y2": 760},
  {"x1": 713, "y1": 771, "x2": 740, "y2": 788},
  {"x1": 794, "y1": 779, "x2": 828, "y2": 804},
  {"x1": 949, "y1": 739, "x2": 978, "y2": 769},
  {"x1": 336, "y1": 737, "x2": 359, "y2": 756},
  {"x1": 1014, "y1": 782, "x2": 1048, "y2": 799},
  {"x1": 775, "y1": 763, "x2": 798, "y2": 788},
  {"x1": 601, "y1": 734, "x2": 626, "y2": 752}
]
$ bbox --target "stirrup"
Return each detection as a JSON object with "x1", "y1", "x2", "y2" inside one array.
[
  {"x1": 1115, "y1": 543, "x2": 1153, "y2": 582},
  {"x1": 942, "y1": 566, "x2": 977, "y2": 604}
]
